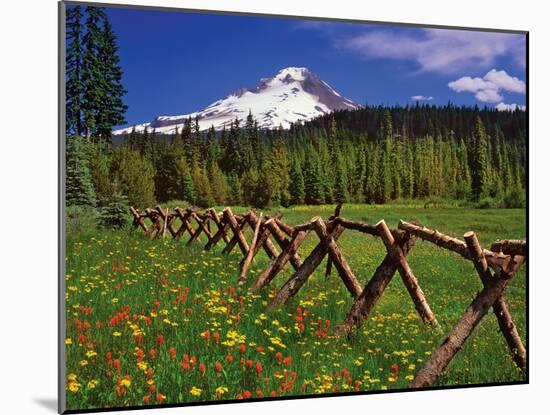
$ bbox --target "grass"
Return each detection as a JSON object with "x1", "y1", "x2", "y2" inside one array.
[{"x1": 64, "y1": 204, "x2": 527, "y2": 410}]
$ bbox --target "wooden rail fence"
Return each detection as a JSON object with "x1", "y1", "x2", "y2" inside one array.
[{"x1": 130, "y1": 205, "x2": 527, "y2": 389}]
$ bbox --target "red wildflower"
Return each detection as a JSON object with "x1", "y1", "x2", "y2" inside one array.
[
  {"x1": 243, "y1": 390, "x2": 252, "y2": 399},
  {"x1": 156, "y1": 393, "x2": 166, "y2": 403},
  {"x1": 199, "y1": 362, "x2": 206, "y2": 376},
  {"x1": 149, "y1": 348, "x2": 156, "y2": 359},
  {"x1": 143, "y1": 396, "x2": 149, "y2": 404},
  {"x1": 213, "y1": 332, "x2": 220, "y2": 343},
  {"x1": 169, "y1": 346, "x2": 176, "y2": 360},
  {"x1": 215, "y1": 362, "x2": 223, "y2": 374},
  {"x1": 275, "y1": 352, "x2": 283, "y2": 363},
  {"x1": 283, "y1": 356, "x2": 292, "y2": 366},
  {"x1": 156, "y1": 334, "x2": 163, "y2": 348},
  {"x1": 238, "y1": 343, "x2": 247, "y2": 354},
  {"x1": 255, "y1": 361, "x2": 263, "y2": 376},
  {"x1": 225, "y1": 354, "x2": 234, "y2": 364}
]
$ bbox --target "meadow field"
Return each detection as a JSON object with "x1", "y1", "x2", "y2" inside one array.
[{"x1": 64, "y1": 204, "x2": 527, "y2": 410}]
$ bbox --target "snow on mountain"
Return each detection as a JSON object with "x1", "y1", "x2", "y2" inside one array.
[{"x1": 113, "y1": 67, "x2": 359, "y2": 135}]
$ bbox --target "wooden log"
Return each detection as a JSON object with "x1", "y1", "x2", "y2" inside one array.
[
  {"x1": 312, "y1": 218, "x2": 362, "y2": 298},
  {"x1": 325, "y1": 204, "x2": 343, "y2": 278},
  {"x1": 238, "y1": 213, "x2": 263, "y2": 285},
  {"x1": 335, "y1": 232, "x2": 417, "y2": 336},
  {"x1": 264, "y1": 219, "x2": 303, "y2": 270},
  {"x1": 398, "y1": 220, "x2": 512, "y2": 272},
  {"x1": 222, "y1": 208, "x2": 250, "y2": 256},
  {"x1": 206, "y1": 221, "x2": 230, "y2": 250},
  {"x1": 145, "y1": 208, "x2": 163, "y2": 239},
  {"x1": 334, "y1": 217, "x2": 379, "y2": 236},
  {"x1": 247, "y1": 211, "x2": 279, "y2": 260},
  {"x1": 377, "y1": 220, "x2": 440, "y2": 329},
  {"x1": 156, "y1": 206, "x2": 177, "y2": 238},
  {"x1": 252, "y1": 228, "x2": 310, "y2": 291},
  {"x1": 275, "y1": 218, "x2": 294, "y2": 236},
  {"x1": 207, "y1": 208, "x2": 230, "y2": 244},
  {"x1": 410, "y1": 255, "x2": 525, "y2": 388},
  {"x1": 130, "y1": 207, "x2": 150, "y2": 234},
  {"x1": 190, "y1": 211, "x2": 213, "y2": 241},
  {"x1": 268, "y1": 220, "x2": 345, "y2": 309},
  {"x1": 491, "y1": 239, "x2": 527, "y2": 256},
  {"x1": 174, "y1": 207, "x2": 196, "y2": 240},
  {"x1": 222, "y1": 218, "x2": 249, "y2": 255},
  {"x1": 464, "y1": 231, "x2": 526, "y2": 370}
]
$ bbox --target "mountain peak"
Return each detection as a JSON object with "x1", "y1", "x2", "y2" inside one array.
[{"x1": 113, "y1": 67, "x2": 358, "y2": 135}]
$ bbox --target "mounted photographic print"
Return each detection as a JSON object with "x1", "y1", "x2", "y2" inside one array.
[{"x1": 59, "y1": 1, "x2": 528, "y2": 413}]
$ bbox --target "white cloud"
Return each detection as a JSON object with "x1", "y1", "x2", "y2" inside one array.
[
  {"x1": 495, "y1": 102, "x2": 526, "y2": 111},
  {"x1": 448, "y1": 69, "x2": 525, "y2": 103},
  {"x1": 343, "y1": 28, "x2": 525, "y2": 74},
  {"x1": 411, "y1": 95, "x2": 434, "y2": 101}
]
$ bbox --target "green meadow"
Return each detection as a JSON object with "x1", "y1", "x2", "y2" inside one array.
[{"x1": 65, "y1": 204, "x2": 526, "y2": 410}]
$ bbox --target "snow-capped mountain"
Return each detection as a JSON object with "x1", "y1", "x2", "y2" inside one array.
[{"x1": 113, "y1": 67, "x2": 358, "y2": 135}]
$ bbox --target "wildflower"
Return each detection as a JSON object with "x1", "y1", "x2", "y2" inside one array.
[
  {"x1": 256, "y1": 388, "x2": 263, "y2": 398},
  {"x1": 79, "y1": 360, "x2": 88, "y2": 367},
  {"x1": 113, "y1": 359, "x2": 121, "y2": 371},
  {"x1": 143, "y1": 396, "x2": 149, "y2": 404},
  {"x1": 257, "y1": 345, "x2": 264, "y2": 354},
  {"x1": 199, "y1": 363, "x2": 206, "y2": 376},
  {"x1": 255, "y1": 361, "x2": 263, "y2": 376},
  {"x1": 283, "y1": 356, "x2": 292, "y2": 366},
  {"x1": 202, "y1": 329, "x2": 211, "y2": 342},
  {"x1": 149, "y1": 349, "x2": 156, "y2": 359},
  {"x1": 275, "y1": 352, "x2": 283, "y2": 363},
  {"x1": 65, "y1": 338, "x2": 72, "y2": 345},
  {"x1": 157, "y1": 334, "x2": 163, "y2": 347},
  {"x1": 213, "y1": 332, "x2": 220, "y2": 343},
  {"x1": 149, "y1": 384, "x2": 156, "y2": 394},
  {"x1": 169, "y1": 346, "x2": 176, "y2": 360},
  {"x1": 156, "y1": 393, "x2": 166, "y2": 403},
  {"x1": 243, "y1": 390, "x2": 252, "y2": 399},
  {"x1": 190, "y1": 386, "x2": 202, "y2": 397},
  {"x1": 120, "y1": 376, "x2": 131, "y2": 388},
  {"x1": 238, "y1": 343, "x2": 247, "y2": 354},
  {"x1": 225, "y1": 354, "x2": 234, "y2": 364},
  {"x1": 215, "y1": 362, "x2": 223, "y2": 374},
  {"x1": 68, "y1": 382, "x2": 81, "y2": 393},
  {"x1": 215, "y1": 386, "x2": 228, "y2": 398}
]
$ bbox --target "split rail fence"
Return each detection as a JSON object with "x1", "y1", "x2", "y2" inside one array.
[{"x1": 130, "y1": 205, "x2": 527, "y2": 388}]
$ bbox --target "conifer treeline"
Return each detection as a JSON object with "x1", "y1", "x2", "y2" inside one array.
[
  {"x1": 66, "y1": 5, "x2": 127, "y2": 140},
  {"x1": 69, "y1": 106, "x2": 525, "y2": 210}
]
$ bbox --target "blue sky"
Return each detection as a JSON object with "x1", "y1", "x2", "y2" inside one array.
[{"x1": 96, "y1": 6, "x2": 527, "y2": 128}]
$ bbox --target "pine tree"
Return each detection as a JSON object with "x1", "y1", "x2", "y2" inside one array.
[
  {"x1": 95, "y1": 17, "x2": 127, "y2": 140},
  {"x1": 333, "y1": 157, "x2": 349, "y2": 203},
  {"x1": 226, "y1": 174, "x2": 243, "y2": 205},
  {"x1": 88, "y1": 143, "x2": 112, "y2": 205},
  {"x1": 191, "y1": 162, "x2": 214, "y2": 207},
  {"x1": 271, "y1": 137, "x2": 291, "y2": 206},
  {"x1": 471, "y1": 116, "x2": 490, "y2": 201},
  {"x1": 303, "y1": 152, "x2": 324, "y2": 205},
  {"x1": 66, "y1": 136, "x2": 97, "y2": 207},
  {"x1": 175, "y1": 154, "x2": 196, "y2": 203},
  {"x1": 81, "y1": 6, "x2": 107, "y2": 138},
  {"x1": 98, "y1": 185, "x2": 129, "y2": 229},
  {"x1": 65, "y1": 6, "x2": 84, "y2": 137},
  {"x1": 110, "y1": 147, "x2": 155, "y2": 207},
  {"x1": 289, "y1": 161, "x2": 305, "y2": 205},
  {"x1": 207, "y1": 162, "x2": 229, "y2": 205}
]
